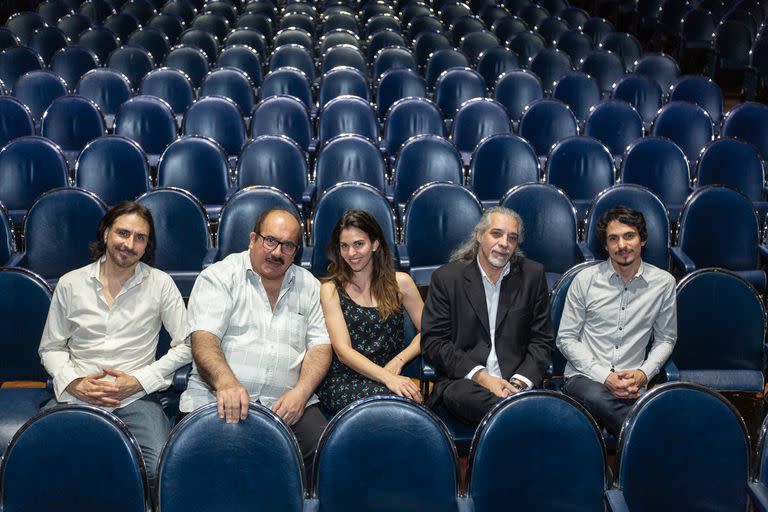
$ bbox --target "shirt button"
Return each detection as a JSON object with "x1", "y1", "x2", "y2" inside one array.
[
  {"x1": 622, "y1": 307, "x2": 625, "y2": 310},
  {"x1": 615, "y1": 345, "x2": 618, "y2": 349},
  {"x1": 619, "y1": 327, "x2": 622, "y2": 331}
]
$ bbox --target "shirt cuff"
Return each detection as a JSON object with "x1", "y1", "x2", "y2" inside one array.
[
  {"x1": 52, "y1": 367, "x2": 81, "y2": 401},
  {"x1": 639, "y1": 362, "x2": 658, "y2": 383},
  {"x1": 465, "y1": 366, "x2": 485, "y2": 380},
  {"x1": 511, "y1": 373, "x2": 533, "y2": 388},
  {"x1": 131, "y1": 366, "x2": 167, "y2": 395},
  {"x1": 591, "y1": 365, "x2": 613, "y2": 386}
]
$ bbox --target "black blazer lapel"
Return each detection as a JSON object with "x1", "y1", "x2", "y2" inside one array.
[
  {"x1": 495, "y1": 265, "x2": 522, "y2": 330},
  {"x1": 463, "y1": 263, "x2": 490, "y2": 336}
]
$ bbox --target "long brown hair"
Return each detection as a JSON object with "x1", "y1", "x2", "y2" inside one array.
[{"x1": 325, "y1": 210, "x2": 400, "y2": 319}]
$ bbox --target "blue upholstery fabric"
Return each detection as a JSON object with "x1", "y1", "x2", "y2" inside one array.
[
  {"x1": 545, "y1": 135, "x2": 615, "y2": 219},
  {"x1": 250, "y1": 95, "x2": 313, "y2": 153},
  {"x1": 12, "y1": 69, "x2": 67, "y2": 125},
  {"x1": 529, "y1": 47, "x2": 572, "y2": 93},
  {"x1": 127, "y1": 26, "x2": 170, "y2": 64},
  {"x1": 260, "y1": 67, "x2": 314, "y2": 110},
  {"x1": 633, "y1": 52, "x2": 681, "y2": 93},
  {"x1": 468, "y1": 391, "x2": 607, "y2": 511},
  {"x1": 311, "y1": 397, "x2": 463, "y2": 512},
  {"x1": 41, "y1": 94, "x2": 107, "y2": 164},
  {"x1": 19, "y1": 187, "x2": 107, "y2": 283},
  {"x1": 519, "y1": 98, "x2": 578, "y2": 157},
  {"x1": 158, "y1": 403, "x2": 307, "y2": 512},
  {"x1": 307, "y1": 182, "x2": 397, "y2": 277},
  {"x1": 403, "y1": 182, "x2": 483, "y2": 285},
  {"x1": 0, "y1": 267, "x2": 51, "y2": 382},
  {"x1": 157, "y1": 135, "x2": 230, "y2": 218},
  {"x1": 237, "y1": 136, "x2": 309, "y2": 206},
  {"x1": 76, "y1": 68, "x2": 132, "y2": 128},
  {"x1": 601, "y1": 32, "x2": 642, "y2": 71},
  {"x1": 6, "y1": 12, "x2": 47, "y2": 45},
  {"x1": 314, "y1": 134, "x2": 386, "y2": 196},
  {"x1": 50, "y1": 45, "x2": 100, "y2": 92},
  {"x1": 652, "y1": 101, "x2": 714, "y2": 163},
  {"x1": 1, "y1": 405, "x2": 149, "y2": 511},
  {"x1": 164, "y1": 45, "x2": 210, "y2": 89},
  {"x1": 501, "y1": 183, "x2": 581, "y2": 287},
  {"x1": 318, "y1": 66, "x2": 369, "y2": 109},
  {"x1": 317, "y1": 95, "x2": 379, "y2": 147},
  {"x1": 476, "y1": 45, "x2": 519, "y2": 89},
  {"x1": 106, "y1": 45, "x2": 155, "y2": 91},
  {"x1": 321, "y1": 44, "x2": 367, "y2": 76},
  {"x1": 75, "y1": 135, "x2": 150, "y2": 206},
  {"x1": 460, "y1": 30, "x2": 500, "y2": 66},
  {"x1": 0, "y1": 388, "x2": 52, "y2": 453},
  {"x1": 182, "y1": 96, "x2": 246, "y2": 158},
  {"x1": 375, "y1": 67, "x2": 427, "y2": 122},
  {"x1": 212, "y1": 186, "x2": 303, "y2": 264},
  {"x1": 0, "y1": 95, "x2": 34, "y2": 147},
  {"x1": 668, "y1": 269, "x2": 765, "y2": 392},
  {"x1": 140, "y1": 67, "x2": 196, "y2": 119},
  {"x1": 612, "y1": 73, "x2": 664, "y2": 128},
  {"x1": 584, "y1": 99, "x2": 644, "y2": 157},
  {"x1": 216, "y1": 45, "x2": 263, "y2": 89},
  {"x1": 115, "y1": 95, "x2": 178, "y2": 164},
  {"x1": 270, "y1": 44, "x2": 316, "y2": 81},
  {"x1": 0, "y1": 136, "x2": 69, "y2": 225},
  {"x1": 469, "y1": 133, "x2": 539, "y2": 207},
  {"x1": 721, "y1": 101, "x2": 768, "y2": 162},
  {"x1": 582, "y1": 184, "x2": 672, "y2": 270},
  {"x1": 425, "y1": 48, "x2": 470, "y2": 90},
  {"x1": 493, "y1": 70, "x2": 544, "y2": 125},
  {"x1": 0, "y1": 46, "x2": 44, "y2": 90},
  {"x1": 610, "y1": 383, "x2": 750, "y2": 511},
  {"x1": 382, "y1": 97, "x2": 444, "y2": 159},
  {"x1": 451, "y1": 97, "x2": 512, "y2": 156},
  {"x1": 580, "y1": 49, "x2": 624, "y2": 96},
  {"x1": 136, "y1": 187, "x2": 211, "y2": 296},
  {"x1": 372, "y1": 46, "x2": 418, "y2": 84},
  {"x1": 80, "y1": 27, "x2": 121, "y2": 67},
  {"x1": 669, "y1": 75, "x2": 724, "y2": 128},
  {"x1": 552, "y1": 71, "x2": 601, "y2": 127},
  {"x1": 507, "y1": 30, "x2": 545, "y2": 65},
  {"x1": 555, "y1": 29, "x2": 594, "y2": 66},
  {"x1": 433, "y1": 67, "x2": 486, "y2": 120}
]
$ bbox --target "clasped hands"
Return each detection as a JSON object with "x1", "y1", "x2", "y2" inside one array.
[
  {"x1": 604, "y1": 369, "x2": 647, "y2": 399},
  {"x1": 65, "y1": 369, "x2": 143, "y2": 407}
]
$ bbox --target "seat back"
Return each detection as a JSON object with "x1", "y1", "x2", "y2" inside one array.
[
  {"x1": 476, "y1": 45, "x2": 520, "y2": 89},
  {"x1": 182, "y1": 96, "x2": 246, "y2": 157},
  {"x1": 612, "y1": 73, "x2": 664, "y2": 127},
  {"x1": 0, "y1": 267, "x2": 51, "y2": 382},
  {"x1": 315, "y1": 134, "x2": 386, "y2": 195},
  {"x1": 393, "y1": 135, "x2": 464, "y2": 210},
  {"x1": 0, "y1": 205, "x2": 13, "y2": 265},
  {"x1": 579, "y1": 49, "x2": 624, "y2": 96},
  {"x1": 555, "y1": 28, "x2": 593, "y2": 65},
  {"x1": 651, "y1": 101, "x2": 714, "y2": 163},
  {"x1": 677, "y1": 185, "x2": 759, "y2": 270},
  {"x1": 50, "y1": 44, "x2": 99, "y2": 92},
  {"x1": 157, "y1": 136, "x2": 229, "y2": 206},
  {"x1": 158, "y1": 402, "x2": 306, "y2": 512},
  {"x1": 140, "y1": 67, "x2": 196, "y2": 117},
  {"x1": 310, "y1": 182, "x2": 396, "y2": 276},
  {"x1": 199, "y1": 67, "x2": 257, "y2": 121},
  {"x1": 433, "y1": 67, "x2": 486, "y2": 120},
  {"x1": 674, "y1": 268, "x2": 765, "y2": 383},
  {"x1": 425, "y1": 48, "x2": 470, "y2": 90},
  {"x1": 12, "y1": 69, "x2": 67, "y2": 124},
  {"x1": 317, "y1": 95, "x2": 379, "y2": 147},
  {"x1": 164, "y1": 45, "x2": 210, "y2": 89},
  {"x1": 372, "y1": 46, "x2": 417, "y2": 84},
  {"x1": 529, "y1": 47, "x2": 572, "y2": 94},
  {"x1": 178, "y1": 28, "x2": 219, "y2": 63},
  {"x1": 105, "y1": 45, "x2": 154, "y2": 91},
  {"x1": 0, "y1": 136, "x2": 69, "y2": 216},
  {"x1": 470, "y1": 133, "x2": 539, "y2": 205},
  {"x1": 237, "y1": 136, "x2": 308, "y2": 202},
  {"x1": 136, "y1": 187, "x2": 210, "y2": 272},
  {"x1": 250, "y1": 94, "x2": 312, "y2": 153},
  {"x1": 669, "y1": 75, "x2": 723, "y2": 127},
  {"x1": 0, "y1": 95, "x2": 34, "y2": 147},
  {"x1": 721, "y1": 101, "x2": 768, "y2": 162},
  {"x1": 216, "y1": 45, "x2": 263, "y2": 88},
  {"x1": 0, "y1": 405, "x2": 149, "y2": 512},
  {"x1": 75, "y1": 135, "x2": 151, "y2": 205},
  {"x1": 75, "y1": 68, "x2": 132, "y2": 118},
  {"x1": 114, "y1": 95, "x2": 178, "y2": 158},
  {"x1": 403, "y1": 182, "x2": 483, "y2": 280},
  {"x1": 313, "y1": 396, "x2": 462, "y2": 512},
  {"x1": 519, "y1": 98, "x2": 577, "y2": 157},
  {"x1": 127, "y1": 26, "x2": 170, "y2": 64},
  {"x1": 552, "y1": 71, "x2": 601, "y2": 126},
  {"x1": 318, "y1": 66, "x2": 369, "y2": 109},
  {"x1": 583, "y1": 184, "x2": 671, "y2": 269},
  {"x1": 501, "y1": 183, "x2": 580, "y2": 274},
  {"x1": 41, "y1": 94, "x2": 107, "y2": 156},
  {"x1": 260, "y1": 67, "x2": 313, "y2": 109},
  {"x1": 270, "y1": 43, "x2": 316, "y2": 81},
  {"x1": 382, "y1": 96, "x2": 444, "y2": 158},
  {"x1": 23, "y1": 187, "x2": 107, "y2": 280},
  {"x1": 493, "y1": 69, "x2": 544, "y2": 123},
  {"x1": 696, "y1": 138, "x2": 765, "y2": 201},
  {"x1": 615, "y1": 383, "x2": 750, "y2": 511},
  {"x1": 468, "y1": 391, "x2": 607, "y2": 511},
  {"x1": 376, "y1": 67, "x2": 427, "y2": 122},
  {"x1": 0, "y1": 46, "x2": 44, "y2": 90},
  {"x1": 633, "y1": 52, "x2": 681, "y2": 93},
  {"x1": 584, "y1": 99, "x2": 644, "y2": 156},
  {"x1": 451, "y1": 97, "x2": 511, "y2": 154},
  {"x1": 321, "y1": 44, "x2": 367, "y2": 76},
  {"x1": 507, "y1": 30, "x2": 546, "y2": 65},
  {"x1": 215, "y1": 186, "x2": 303, "y2": 262},
  {"x1": 601, "y1": 32, "x2": 642, "y2": 71}
]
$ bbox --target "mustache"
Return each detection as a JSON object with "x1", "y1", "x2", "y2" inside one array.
[
  {"x1": 267, "y1": 255, "x2": 285, "y2": 265},
  {"x1": 118, "y1": 246, "x2": 137, "y2": 256}
]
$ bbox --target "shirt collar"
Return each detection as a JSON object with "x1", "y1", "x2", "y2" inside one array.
[
  {"x1": 476, "y1": 256, "x2": 510, "y2": 286},
  {"x1": 89, "y1": 257, "x2": 148, "y2": 288}
]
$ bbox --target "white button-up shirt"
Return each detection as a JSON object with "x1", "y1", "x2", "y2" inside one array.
[
  {"x1": 39, "y1": 258, "x2": 191, "y2": 408},
  {"x1": 557, "y1": 259, "x2": 677, "y2": 384},
  {"x1": 179, "y1": 251, "x2": 331, "y2": 412}
]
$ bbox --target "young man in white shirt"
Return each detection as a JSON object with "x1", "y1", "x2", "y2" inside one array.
[
  {"x1": 557, "y1": 206, "x2": 677, "y2": 435},
  {"x1": 39, "y1": 201, "x2": 190, "y2": 493},
  {"x1": 180, "y1": 208, "x2": 332, "y2": 469}
]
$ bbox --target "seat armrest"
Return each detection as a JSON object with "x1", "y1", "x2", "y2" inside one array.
[
  {"x1": 749, "y1": 481, "x2": 768, "y2": 512},
  {"x1": 605, "y1": 489, "x2": 630, "y2": 512},
  {"x1": 300, "y1": 246, "x2": 313, "y2": 270},
  {"x1": 172, "y1": 364, "x2": 192, "y2": 392},
  {"x1": 302, "y1": 182, "x2": 315, "y2": 208},
  {"x1": 6, "y1": 251, "x2": 26, "y2": 267},
  {"x1": 396, "y1": 243, "x2": 409, "y2": 271},
  {"x1": 577, "y1": 242, "x2": 595, "y2": 261},
  {"x1": 303, "y1": 498, "x2": 320, "y2": 512},
  {"x1": 456, "y1": 496, "x2": 475, "y2": 512},
  {"x1": 203, "y1": 247, "x2": 218, "y2": 268},
  {"x1": 421, "y1": 361, "x2": 436, "y2": 382},
  {"x1": 670, "y1": 246, "x2": 696, "y2": 274},
  {"x1": 661, "y1": 359, "x2": 680, "y2": 382}
]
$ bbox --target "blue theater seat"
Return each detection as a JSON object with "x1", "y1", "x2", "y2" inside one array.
[
  {"x1": 182, "y1": 96, "x2": 246, "y2": 162},
  {"x1": 250, "y1": 95, "x2": 313, "y2": 154},
  {"x1": 114, "y1": 95, "x2": 178, "y2": 167},
  {"x1": 75, "y1": 135, "x2": 150, "y2": 206},
  {"x1": 469, "y1": 133, "x2": 539, "y2": 208},
  {"x1": 314, "y1": 134, "x2": 387, "y2": 197}
]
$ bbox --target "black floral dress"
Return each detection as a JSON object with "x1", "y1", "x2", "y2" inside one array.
[{"x1": 317, "y1": 282, "x2": 404, "y2": 415}]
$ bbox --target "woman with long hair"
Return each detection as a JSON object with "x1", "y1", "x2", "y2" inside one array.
[{"x1": 316, "y1": 210, "x2": 423, "y2": 414}]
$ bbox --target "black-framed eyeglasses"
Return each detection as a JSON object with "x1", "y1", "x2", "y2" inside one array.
[{"x1": 256, "y1": 233, "x2": 299, "y2": 255}]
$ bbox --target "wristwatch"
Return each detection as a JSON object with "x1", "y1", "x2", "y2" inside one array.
[{"x1": 509, "y1": 378, "x2": 527, "y2": 392}]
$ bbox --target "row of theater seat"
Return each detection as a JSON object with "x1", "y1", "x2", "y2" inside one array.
[{"x1": 0, "y1": 384, "x2": 764, "y2": 511}]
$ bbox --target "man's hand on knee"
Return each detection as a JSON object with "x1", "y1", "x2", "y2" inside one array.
[
  {"x1": 215, "y1": 378, "x2": 250, "y2": 423},
  {"x1": 272, "y1": 388, "x2": 307, "y2": 426},
  {"x1": 473, "y1": 370, "x2": 517, "y2": 398},
  {"x1": 604, "y1": 371, "x2": 639, "y2": 399},
  {"x1": 66, "y1": 371, "x2": 121, "y2": 407}
]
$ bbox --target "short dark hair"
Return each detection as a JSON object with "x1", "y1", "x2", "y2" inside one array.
[
  {"x1": 252, "y1": 207, "x2": 302, "y2": 245},
  {"x1": 89, "y1": 201, "x2": 155, "y2": 263},
  {"x1": 597, "y1": 206, "x2": 648, "y2": 246}
]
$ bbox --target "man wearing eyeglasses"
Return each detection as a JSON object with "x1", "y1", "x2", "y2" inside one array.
[{"x1": 180, "y1": 208, "x2": 332, "y2": 469}]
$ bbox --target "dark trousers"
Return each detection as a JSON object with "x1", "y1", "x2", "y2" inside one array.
[
  {"x1": 442, "y1": 378, "x2": 503, "y2": 424},
  {"x1": 563, "y1": 375, "x2": 637, "y2": 436},
  {"x1": 291, "y1": 403, "x2": 327, "y2": 473}
]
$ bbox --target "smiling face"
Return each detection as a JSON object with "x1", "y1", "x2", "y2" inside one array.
[
  {"x1": 103, "y1": 213, "x2": 150, "y2": 270},
  {"x1": 249, "y1": 210, "x2": 301, "y2": 282},
  {"x1": 339, "y1": 226, "x2": 380, "y2": 273},
  {"x1": 476, "y1": 212, "x2": 519, "y2": 271},
  {"x1": 604, "y1": 219, "x2": 645, "y2": 270}
]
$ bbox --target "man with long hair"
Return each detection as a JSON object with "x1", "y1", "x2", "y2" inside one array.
[
  {"x1": 422, "y1": 206, "x2": 554, "y2": 424},
  {"x1": 39, "y1": 201, "x2": 190, "y2": 493}
]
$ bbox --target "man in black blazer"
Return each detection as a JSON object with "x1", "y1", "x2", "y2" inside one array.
[{"x1": 422, "y1": 206, "x2": 554, "y2": 424}]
